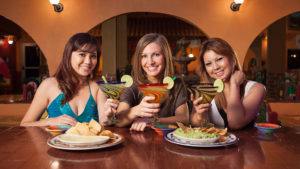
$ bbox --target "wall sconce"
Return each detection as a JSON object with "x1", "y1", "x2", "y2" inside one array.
[
  {"x1": 49, "y1": 0, "x2": 64, "y2": 12},
  {"x1": 230, "y1": 0, "x2": 244, "y2": 12},
  {"x1": 188, "y1": 53, "x2": 194, "y2": 58},
  {"x1": 7, "y1": 35, "x2": 14, "y2": 45}
]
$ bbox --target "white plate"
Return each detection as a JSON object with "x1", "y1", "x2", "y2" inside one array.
[
  {"x1": 165, "y1": 132, "x2": 238, "y2": 148},
  {"x1": 173, "y1": 132, "x2": 219, "y2": 144},
  {"x1": 47, "y1": 133, "x2": 123, "y2": 150},
  {"x1": 56, "y1": 134, "x2": 110, "y2": 145}
]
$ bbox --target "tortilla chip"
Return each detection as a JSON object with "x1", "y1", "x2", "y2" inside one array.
[
  {"x1": 100, "y1": 130, "x2": 115, "y2": 139},
  {"x1": 89, "y1": 119, "x2": 102, "y2": 133},
  {"x1": 75, "y1": 123, "x2": 90, "y2": 136},
  {"x1": 66, "y1": 127, "x2": 79, "y2": 135},
  {"x1": 90, "y1": 128, "x2": 99, "y2": 135}
]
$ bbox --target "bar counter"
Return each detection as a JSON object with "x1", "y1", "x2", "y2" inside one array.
[{"x1": 0, "y1": 126, "x2": 299, "y2": 169}]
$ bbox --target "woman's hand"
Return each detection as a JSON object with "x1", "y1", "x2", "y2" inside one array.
[
  {"x1": 230, "y1": 70, "x2": 245, "y2": 86},
  {"x1": 130, "y1": 118, "x2": 151, "y2": 131},
  {"x1": 191, "y1": 95, "x2": 210, "y2": 115},
  {"x1": 103, "y1": 99, "x2": 119, "y2": 117},
  {"x1": 101, "y1": 99, "x2": 119, "y2": 125},
  {"x1": 46, "y1": 114, "x2": 77, "y2": 126},
  {"x1": 190, "y1": 94, "x2": 210, "y2": 125},
  {"x1": 135, "y1": 96, "x2": 160, "y2": 118}
]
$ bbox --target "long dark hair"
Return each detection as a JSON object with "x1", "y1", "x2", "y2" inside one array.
[
  {"x1": 198, "y1": 38, "x2": 244, "y2": 109},
  {"x1": 54, "y1": 33, "x2": 100, "y2": 104},
  {"x1": 132, "y1": 33, "x2": 174, "y2": 84}
]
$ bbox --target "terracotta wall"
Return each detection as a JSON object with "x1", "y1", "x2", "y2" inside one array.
[
  {"x1": 0, "y1": 0, "x2": 300, "y2": 116},
  {"x1": 1, "y1": 0, "x2": 300, "y2": 74}
]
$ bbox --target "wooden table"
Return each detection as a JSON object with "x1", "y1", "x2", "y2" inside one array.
[{"x1": 0, "y1": 126, "x2": 299, "y2": 169}]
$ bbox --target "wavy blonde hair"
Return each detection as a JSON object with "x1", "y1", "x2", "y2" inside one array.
[{"x1": 132, "y1": 33, "x2": 174, "y2": 84}]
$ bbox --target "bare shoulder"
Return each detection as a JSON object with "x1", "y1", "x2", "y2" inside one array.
[
  {"x1": 248, "y1": 82, "x2": 266, "y2": 96},
  {"x1": 89, "y1": 80, "x2": 102, "y2": 97},
  {"x1": 253, "y1": 82, "x2": 266, "y2": 91},
  {"x1": 37, "y1": 77, "x2": 60, "y2": 95},
  {"x1": 89, "y1": 81, "x2": 100, "y2": 91},
  {"x1": 37, "y1": 77, "x2": 56, "y2": 89}
]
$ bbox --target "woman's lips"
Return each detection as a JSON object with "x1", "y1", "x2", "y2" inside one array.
[
  {"x1": 147, "y1": 66, "x2": 159, "y2": 72},
  {"x1": 214, "y1": 71, "x2": 224, "y2": 78}
]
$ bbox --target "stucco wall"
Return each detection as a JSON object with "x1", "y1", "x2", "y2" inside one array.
[
  {"x1": 1, "y1": 0, "x2": 300, "y2": 74},
  {"x1": 0, "y1": 0, "x2": 300, "y2": 117}
]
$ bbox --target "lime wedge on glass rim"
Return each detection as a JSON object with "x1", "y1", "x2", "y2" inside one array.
[
  {"x1": 213, "y1": 79, "x2": 224, "y2": 93},
  {"x1": 121, "y1": 75, "x2": 133, "y2": 87},
  {"x1": 163, "y1": 76, "x2": 174, "y2": 89}
]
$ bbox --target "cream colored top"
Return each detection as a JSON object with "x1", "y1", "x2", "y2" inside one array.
[{"x1": 209, "y1": 81, "x2": 257, "y2": 127}]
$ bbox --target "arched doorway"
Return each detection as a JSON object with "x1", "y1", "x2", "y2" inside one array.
[
  {"x1": 88, "y1": 12, "x2": 207, "y2": 82},
  {"x1": 0, "y1": 15, "x2": 49, "y2": 103},
  {"x1": 243, "y1": 11, "x2": 300, "y2": 101}
]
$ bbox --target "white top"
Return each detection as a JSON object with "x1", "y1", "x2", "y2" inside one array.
[{"x1": 209, "y1": 80, "x2": 257, "y2": 128}]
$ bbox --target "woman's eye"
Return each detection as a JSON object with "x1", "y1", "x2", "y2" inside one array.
[
  {"x1": 79, "y1": 53, "x2": 86, "y2": 57},
  {"x1": 91, "y1": 54, "x2": 97, "y2": 59},
  {"x1": 141, "y1": 54, "x2": 147, "y2": 58},
  {"x1": 217, "y1": 57, "x2": 223, "y2": 61},
  {"x1": 205, "y1": 62, "x2": 211, "y2": 66}
]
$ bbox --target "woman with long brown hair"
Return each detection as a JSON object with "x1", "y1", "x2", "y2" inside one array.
[
  {"x1": 21, "y1": 33, "x2": 117, "y2": 126},
  {"x1": 191, "y1": 38, "x2": 266, "y2": 129},
  {"x1": 116, "y1": 33, "x2": 189, "y2": 131}
]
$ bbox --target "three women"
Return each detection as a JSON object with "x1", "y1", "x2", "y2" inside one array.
[{"x1": 21, "y1": 32, "x2": 265, "y2": 131}]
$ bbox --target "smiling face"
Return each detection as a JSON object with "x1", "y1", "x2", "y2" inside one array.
[
  {"x1": 141, "y1": 42, "x2": 165, "y2": 83},
  {"x1": 71, "y1": 47, "x2": 97, "y2": 77},
  {"x1": 203, "y1": 50, "x2": 233, "y2": 82}
]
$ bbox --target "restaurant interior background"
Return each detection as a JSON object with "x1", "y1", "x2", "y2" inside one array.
[{"x1": 0, "y1": 0, "x2": 300, "y2": 126}]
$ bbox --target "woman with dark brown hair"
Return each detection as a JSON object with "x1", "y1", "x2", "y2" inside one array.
[
  {"x1": 116, "y1": 33, "x2": 189, "y2": 131},
  {"x1": 21, "y1": 33, "x2": 117, "y2": 126},
  {"x1": 191, "y1": 38, "x2": 266, "y2": 129}
]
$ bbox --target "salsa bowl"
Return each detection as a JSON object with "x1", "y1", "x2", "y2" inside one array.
[{"x1": 255, "y1": 123, "x2": 281, "y2": 134}]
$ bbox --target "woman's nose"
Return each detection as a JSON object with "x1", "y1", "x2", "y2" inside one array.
[
  {"x1": 147, "y1": 56, "x2": 154, "y2": 64},
  {"x1": 212, "y1": 62, "x2": 219, "y2": 70},
  {"x1": 84, "y1": 56, "x2": 92, "y2": 64}
]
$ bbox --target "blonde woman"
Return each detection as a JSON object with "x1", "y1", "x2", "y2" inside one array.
[{"x1": 116, "y1": 33, "x2": 189, "y2": 131}]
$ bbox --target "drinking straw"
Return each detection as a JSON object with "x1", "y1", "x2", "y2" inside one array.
[{"x1": 102, "y1": 75, "x2": 108, "y2": 83}]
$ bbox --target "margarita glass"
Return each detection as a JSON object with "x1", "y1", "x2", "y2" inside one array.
[
  {"x1": 138, "y1": 83, "x2": 169, "y2": 124},
  {"x1": 99, "y1": 74, "x2": 133, "y2": 99},
  {"x1": 188, "y1": 83, "x2": 218, "y2": 104},
  {"x1": 98, "y1": 74, "x2": 133, "y2": 124},
  {"x1": 99, "y1": 82, "x2": 126, "y2": 100},
  {"x1": 138, "y1": 83, "x2": 169, "y2": 104},
  {"x1": 98, "y1": 82, "x2": 126, "y2": 124},
  {"x1": 188, "y1": 79, "x2": 224, "y2": 104}
]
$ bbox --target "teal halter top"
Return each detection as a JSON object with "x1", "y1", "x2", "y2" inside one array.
[{"x1": 47, "y1": 85, "x2": 98, "y2": 122}]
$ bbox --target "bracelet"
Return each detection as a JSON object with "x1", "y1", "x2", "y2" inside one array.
[
  {"x1": 101, "y1": 114, "x2": 118, "y2": 126},
  {"x1": 149, "y1": 115, "x2": 159, "y2": 125}
]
